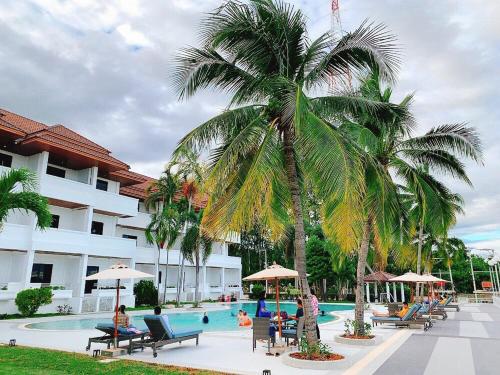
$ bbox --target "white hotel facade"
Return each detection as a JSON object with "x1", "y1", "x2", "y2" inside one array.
[{"x1": 0, "y1": 108, "x2": 242, "y2": 314}]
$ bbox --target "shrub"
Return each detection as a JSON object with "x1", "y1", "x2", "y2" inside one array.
[
  {"x1": 344, "y1": 318, "x2": 372, "y2": 337},
  {"x1": 15, "y1": 288, "x2": 53, "y2": 316},
  {"x1": 56, "y1": 304, "x2": 73, "y2": 314},
  {"x1": 250, "y1": 283, "x2": 265, "y2": 299},
  {"x1": 299, "y1": 339, "x2": 333, "y2": 360},
  {"x1": 134, "y1": 280, "x2": 158, "y2": 306}
]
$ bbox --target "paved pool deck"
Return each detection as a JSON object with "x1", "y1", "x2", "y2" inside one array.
[{"x1": 1, "y1": 302, "x2": 498, "y2": 374}]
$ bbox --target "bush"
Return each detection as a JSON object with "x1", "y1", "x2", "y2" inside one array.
[
  {"x1": 250, "y1": 283, "x2": 265, "y2": 299},
  {"x1": 15, "y1": 288, "x2": 53, "y2": 316},
  {"x1": 134, "y1": 280, "x2": 158, "y2": 306}
]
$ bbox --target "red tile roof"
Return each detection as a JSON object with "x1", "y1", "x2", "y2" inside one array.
[{"x1": 0, "y1": 108, "x2": 48, "y2": 134}]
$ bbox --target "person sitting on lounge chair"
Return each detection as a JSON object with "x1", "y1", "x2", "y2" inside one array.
[
  {"x1": 372, "y1": 302, "x2": 409, "y2": 318},
  {"x1": 113, "y1": 305, "x2": 130, "y2": 327},
  {"x1": 439, "y1": 295, "x2": 448, "y2": 304}
]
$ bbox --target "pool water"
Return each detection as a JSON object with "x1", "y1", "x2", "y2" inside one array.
[{"x1": 26, "y1": 302, "x2": 353, "y2": 332}]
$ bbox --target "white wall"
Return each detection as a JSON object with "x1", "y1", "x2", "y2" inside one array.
[
  {"x1": 47, "y1": 163, "x2": 91, "y2": 184},
  {"x1": 92, "y1": 213, "x2": 117, "y2": 236},
  {"x1": 49, "y1": 205, "x2": 88, "y2": 231},
  {"x1": 206, "y1": 267, "x2": 222, "y2": 287},
  {"x1": 115, "y1": 226, "x2": 152, "y2": 247},
  {"x1": 32, "y1": 253, "x2": 80, "y2": 290},
  {"x1": 0, "y1": 252, "x2": 25, "y2": 284}
]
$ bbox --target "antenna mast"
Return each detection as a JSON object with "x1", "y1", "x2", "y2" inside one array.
[{"x1": 330, "y1": 0, "x2": 352, "y2": 91}]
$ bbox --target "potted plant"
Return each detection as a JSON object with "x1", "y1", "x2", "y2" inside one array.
[
  {"x1": 283, "y1": 340, "x2": 346, "y2": 370},
  {"x1": 334, "y1": 318, "x2": 378, "y2": 346}
]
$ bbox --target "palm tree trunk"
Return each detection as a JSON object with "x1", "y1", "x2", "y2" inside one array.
[
  {"x1": 194, "y1": 251, "x2": 200, "y2": 307},
  {"x1": 416, "y1": 223, "x2": 424, "y2": 296},
  {"x1": 355, "y1": 219, "x2": 371, "y2": 335},
  {"x1": 163, "y1": 250, "x2": 169, "y2": 304},
  {"x1": 156, "y1": 245, "x2": 162, "y2": 305},
  {"x1": 283, "y1": 127, "x2": 317, "y2": 344},
  {"x1": 447, "y1": 261, "x2": 455, "y2": 292}
]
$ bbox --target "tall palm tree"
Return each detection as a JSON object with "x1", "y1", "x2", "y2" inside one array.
[
  {"x1": 145, "y1": 170, "x2": 182, "y2": 304},
  {"x1": 172, "y1": 0, "x2": 401, "y2": 343},
  {"x1": 341, "y1": 68, "x2": 482, "y2": 333},
  {"x1": 180, "y1": 209, "x2": 212, "y2": 307},
  {"x1": 0, "y1": 168, "x2": 51, "y2": 231}
]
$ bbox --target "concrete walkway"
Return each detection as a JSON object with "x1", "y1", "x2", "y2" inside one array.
[{"x1": 372, "y1": 303, "x2": 500, "y2": 375}]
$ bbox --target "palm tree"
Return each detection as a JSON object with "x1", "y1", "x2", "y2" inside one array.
[
  {"x1": 0, "y1": 168, "x2": 51, "y2": 231},
  {"x1": 341, "y1": 68, "x2": 482, "y2": 333},
  {"x1": 180, "y1": 209, "x2": 212, "y2": 307},
  {"x1": 145, "y1": 170, "x2": 182, "y2": 304},
  {"x1": 172, "y1": 0, "x2": 401, "y2": 343}
]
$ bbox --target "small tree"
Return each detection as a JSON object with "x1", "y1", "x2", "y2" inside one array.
[
  {"x1": 15, "y1": 288, "x2": 53, "y2": 316},
  {"x1": 134, "y1": 280, "x2": 158, "y2": 306}
]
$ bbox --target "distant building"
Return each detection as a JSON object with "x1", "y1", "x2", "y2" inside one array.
[{"x1": 0, "y1": 108, "x2": 241, "y2": 314}]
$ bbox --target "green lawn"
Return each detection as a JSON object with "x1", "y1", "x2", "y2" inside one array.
[
  {"x1": 0, "y1": 312, "x2": 72, "y2": 320},
  {"x1": 0, "y1": 346, "x2": 225, "y2": 375}
]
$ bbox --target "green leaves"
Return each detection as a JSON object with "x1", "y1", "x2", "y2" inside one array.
[{"x1": 0, "y1": 168, "x2": 51, "y2": 230}]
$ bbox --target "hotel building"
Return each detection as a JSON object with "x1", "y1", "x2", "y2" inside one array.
[{"x1": 0, "y1": 108, "x2": 242, "y2": 314}]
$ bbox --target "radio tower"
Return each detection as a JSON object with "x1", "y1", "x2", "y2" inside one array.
[{"x1": 330, "y1": 0, "x2": 352, "y2": 91}]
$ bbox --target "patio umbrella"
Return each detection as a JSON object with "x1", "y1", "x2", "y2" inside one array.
[
  {"x1": 420, "y1": 274, "x2": 448, "y2": 301},
  {"x1": 243, "y1": 262, "x2": 298, "y2": 337},
  {"x1": 389, "y1": 272, "x2": 429, "y2": 302},
  {"x1": 85, "y1": 263, "x2": 154, "y2": 347}
]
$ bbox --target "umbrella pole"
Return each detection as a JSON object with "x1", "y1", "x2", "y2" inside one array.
[
  {"x1": 114, "y1": 279, "x2": 120, "y2": 348},
  {"x1": 276, "y1": 278, "x2": 282, "y2": 338}
]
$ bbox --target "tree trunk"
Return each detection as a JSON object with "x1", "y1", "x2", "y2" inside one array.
[
  {"x1": 282, "y1": 127, "x2": 317, "y2": 344},
  {"x1": 163, "y1": 250, "x2": 169, "y2": 304},
  {"x1": 355, "y1": 219, "x2": 371, "y2": 335},
  {"x1": 156, "y1": 245, "x2": 162, "y2": 305},
  {"x1": 447, "y1": 261, "x2": 455, "y2": 292},
  {"x1": 194, "y1": 250, "x2": 200, "y2": 307},
  {"x1": 416, "y1": 223, "x2": 424, "y2": 296}
]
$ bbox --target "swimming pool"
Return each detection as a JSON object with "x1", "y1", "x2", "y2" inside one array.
[{"x1": 25, "y1": 302, "x2": 353, "y2": 332}]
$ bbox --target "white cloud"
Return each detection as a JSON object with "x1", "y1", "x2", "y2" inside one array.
[{"x1": 116, "y1": 23, "x2": 153, "y2": 48}]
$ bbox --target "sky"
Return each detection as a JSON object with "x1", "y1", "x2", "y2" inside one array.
[{"x1": 0, "y1": 0, "x2": 499, "y2": 253}]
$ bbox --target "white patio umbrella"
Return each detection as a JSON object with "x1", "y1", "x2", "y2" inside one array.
[
  {"x1": 243, "y1": 263, "x2": 298, "y2": 337},
  {"x1": 389, "y1": 272, "x2": 428, "y2": 302},
  {"x1": 85, "y1": 263, "x2": 154, "y2": 347}
]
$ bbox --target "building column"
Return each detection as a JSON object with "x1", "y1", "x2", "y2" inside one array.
[
  {"x1": 400, "y1": 282, "x2": 405, "y2": 302},
  {"x1": 374, "y1": 282, "x2": 378, "y2": 302},
  {"x1": 22, "y1": 249, "x2": 36, "y2": 288},
  {"x1": 393, "y1": 283, "x2": 398, "y2": 302},
  {"x1": 89, "y1": 166, "x2": 98, "y2": 188},
  {"x1": 75, "y1": 254, "x2": 89, "y2": 313},
  {"x1": 366, "y1": 283, "x2": 370, "y2": 303},
  {"x1": 221, "y1": 267, "x2": 225, "y2": 296},
  {"x1": 202, "y1": 265, "x2": 207, "y2": 300},
  {"x1": 386, "y1": 282, "x2": 391, "y2": 303},
  {"x1": 238, "y1": 267, "x2": 242, "y2": 299}
]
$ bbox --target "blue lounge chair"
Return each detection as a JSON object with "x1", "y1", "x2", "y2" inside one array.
[
  {"x1": 86, "y1": 323, "x2": 148, "y2": 353},
  {"x1": 134, "y1": 315, "x2": 202, "y2": 357},
  {"x1": 371, "y1": 304, "x2": 431, "y2": 331},
  {"x1": 436, "y1": 296, "x2": 460, "y2": 311}
]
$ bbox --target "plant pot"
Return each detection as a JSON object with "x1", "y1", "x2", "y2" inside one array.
[
  {"x1": 334, "y1": 334, "x2": 379, "y2": 346},
  {"x1": 282, "y1": 352, "x2": 348, "y2": 370}
]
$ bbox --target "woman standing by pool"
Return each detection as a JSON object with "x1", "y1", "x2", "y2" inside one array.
[{"x1": 255, "y1": 291, "x2": 272, "y2": 318}]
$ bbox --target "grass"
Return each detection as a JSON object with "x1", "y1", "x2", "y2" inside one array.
[
  {"x1": 0, "y1": 313, "x2": 72, "y2": 320},
  {"x1": 0, "y1": 345, "x2": 226, "y2": 375}
]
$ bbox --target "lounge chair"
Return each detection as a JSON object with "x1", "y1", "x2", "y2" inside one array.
[
  {"x1": 282, "y1": 316, "x2": 305, "y2": 346},
  {"x1": 370, "y1": 304, "x2": 432, "y2": 331},
  {"x1": 419, "y1": 300, "x2": 447, "y2": 320},
  {"x1": 436, "y1": 296, "x2": 460, "y2": 312},
  {"x1": 252, "y1": 317, "x2": 276, "y2": 352},
  {"x1": 133, "y1": 315, "x2": 202, "y2": 357},
  {"x1": 86, "y1": 323, "x2": 148, "y2": 354}
]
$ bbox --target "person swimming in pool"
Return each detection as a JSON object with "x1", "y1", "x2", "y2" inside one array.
[{"x1": 202, "y1": 312, "x2": 209, "y2": 324}]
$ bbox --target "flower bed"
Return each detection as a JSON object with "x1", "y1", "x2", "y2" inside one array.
[
  {"x1": 341, "y1": 334, "x2": 375, "y2": 340},
  {"x1": 289, "y1": 352, "x2": 344, "y2": 361}
]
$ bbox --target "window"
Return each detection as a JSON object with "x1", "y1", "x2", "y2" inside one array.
[
  {"x1": 50, "y1": 215, "x2": 60, "y2": 228},
  {"x1": 30, "y1": 263, "x2": 53, "y2": 284},
  {"x1": 122, "y1": 234, "x2": 138, "y2": 241},
  {"x1": 46, "y1": 165, "x2": 66, "y2": 178},
  {"x1": 0, "y1": 153, "x2": 13, "y2": 167},
  {"x1": 91, "y1": 221, "x2": 104, "y2": 235},
  {"x1": 96, "y1": 179, "x2": 108, "y2": 191},
  {"x1": 159, "y1": 271, "x2": 162, "y2": 284},
  {"x1": 85, "y1": 266, "x2": 99, "y2": 294}
]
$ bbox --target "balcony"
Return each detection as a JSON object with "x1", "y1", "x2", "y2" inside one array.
[
  {"x1": 40, "y1": 174, "x2": 138, "y2": 217},
  {"x1": 32, "y1": 228, "x2": 136, "y2": 258},
  {"x1": 118, "y1": 212, "x2": 151, "y2": 229},
  {"x1": 0, "y1": 223, "x2": 32, "y2": 251}
]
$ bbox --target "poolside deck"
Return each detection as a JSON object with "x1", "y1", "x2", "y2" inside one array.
[{"x1": 1, "y1": 302, "x2": 498, "y2": 374}]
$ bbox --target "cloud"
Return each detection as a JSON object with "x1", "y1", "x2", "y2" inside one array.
[{"x1": 0, "y1": 0, "x2": 498, "y2": 250}]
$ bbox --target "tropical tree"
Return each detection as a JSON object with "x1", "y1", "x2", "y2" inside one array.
[
  {"x1": 341, "y1": 68, "x2": 482, "y2": 333},
  {"x1": 180, "y1": 209, "x2": 212, "y2": 307},
  {"x1": 171, "y1": 0, "x2": 401, "y2": 344},
  {"x1": 0, "y1": 168, "x2": 51, "y2": 231},
  {"x1": 145, "y1": 170, "x2": 183, "y2": 303}
]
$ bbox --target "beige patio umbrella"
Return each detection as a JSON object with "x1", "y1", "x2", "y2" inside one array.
[
  {"x1": 420, "y1": 274, "x2": 448, "y2": 301},
  {"x1": 389, "y1": 272, "x2": 428, "y2": 302},
  {"x1": 243, "y1": 262, "x2": 298, "y2": 337},
  {"x1": 86, "y1": 263, "x2": 154, "y2": 347}
]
